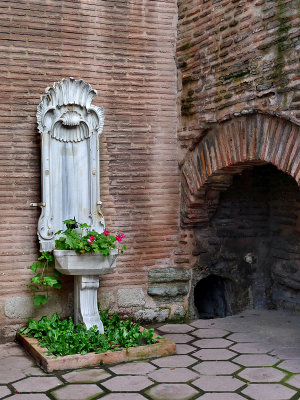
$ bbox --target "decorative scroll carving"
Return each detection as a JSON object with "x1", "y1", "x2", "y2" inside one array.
[{"x1": 36, "y1": 78, "x2": 105, "y2": 250}]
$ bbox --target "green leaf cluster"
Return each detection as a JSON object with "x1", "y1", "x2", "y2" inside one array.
[
  {"x1": 18, "y1": 310, "x2": 160, "y2": 357},
  {"x1": 27, "y1": 252, "x2": 61, "y2": 306},
  {"x1": 55, "y1": 219, "x2": 126, "y2": 256}
]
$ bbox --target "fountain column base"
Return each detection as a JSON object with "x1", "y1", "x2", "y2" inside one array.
[{"x1": 74, "y1": 275, "x2": 104, "y2": 333}]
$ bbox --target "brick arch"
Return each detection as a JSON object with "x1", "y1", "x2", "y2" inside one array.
[{"x1": 181, "y1": 114, "x2": 300, "y2": 227}]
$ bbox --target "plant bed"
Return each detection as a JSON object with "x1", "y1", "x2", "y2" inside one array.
[{"x1": 17, "y1": 311, "x2": 176, "y2": 373}]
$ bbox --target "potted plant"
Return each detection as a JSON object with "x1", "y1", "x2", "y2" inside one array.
[{"x1": 27, "y1": 219, "x2": 126, "y2": 332}]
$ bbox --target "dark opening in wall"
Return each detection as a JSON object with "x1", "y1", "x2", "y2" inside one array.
[
  {"x1": 194, "y1": 275, "x2": 233, "y2": 318},
  {"x1": 191, "y1": 164, "x2": 300, "y2": 318}
]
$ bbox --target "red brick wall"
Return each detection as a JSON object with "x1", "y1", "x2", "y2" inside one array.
[
  {"x1": 0, "y1": 0, "x2": 178, "y2": 341},
  {"x1": 177, "y1": 0, "x2": 300, "y2": 154},
  {"x1": 176, "y1": 0, "x2": 300, "y2": 315}
]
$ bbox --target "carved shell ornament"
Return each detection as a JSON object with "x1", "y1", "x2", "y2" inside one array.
[
  {"x1": 60, "y1": 111, "x2": 82, "y2": 126},
  {"x1": 52, "y1": 111, "x2": 90, "y2": 142},
  {"x1": 37, "y1": 77, "x2": 105, "y2": 143}
]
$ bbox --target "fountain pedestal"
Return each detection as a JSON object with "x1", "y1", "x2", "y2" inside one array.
[{"x1": 54, "y1": 249, "x2": 117, "y2": 333}]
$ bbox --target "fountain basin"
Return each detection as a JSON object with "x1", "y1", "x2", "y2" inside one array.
[{"x1": 54, "y1": 249, "x2": 118, "y2": 275}]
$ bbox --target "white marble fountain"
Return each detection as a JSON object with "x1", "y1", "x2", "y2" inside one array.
[{"x1": 33, "y1": 78, "x2": 116, "y2": 333}]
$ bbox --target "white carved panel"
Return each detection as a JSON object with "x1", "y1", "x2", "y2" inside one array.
[{"x1": 37, "y1": 78, "x2": 105, "y2": 250}]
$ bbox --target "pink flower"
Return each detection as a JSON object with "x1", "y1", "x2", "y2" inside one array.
[
  {"x1": 115, "y1": 233, "x2": 125, "y2": 242},
  {"x1": 103, "y1": 229, "x2": 109, "y2": 236},
  {"x1": 87, "y1": 235, "x2": 96, "y2": 244}
]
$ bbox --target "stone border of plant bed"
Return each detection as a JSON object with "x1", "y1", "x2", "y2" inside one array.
[{"x1": 17, "y1": 332, "x2": 176, "y2": 373}]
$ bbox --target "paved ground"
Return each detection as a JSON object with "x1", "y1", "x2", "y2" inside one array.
[{"x1": 1, "y1": 309, "x2": 300, "y2": 400}]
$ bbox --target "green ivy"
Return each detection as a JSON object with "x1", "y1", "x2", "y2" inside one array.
[
  {"x1": 27, "y1": 251, "x2": 61, "y2": 306},
  {"x1": 19, "y1": 310, "x2": 161, "y2": 357}
]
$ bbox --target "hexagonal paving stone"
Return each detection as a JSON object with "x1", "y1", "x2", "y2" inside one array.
[
  {"x1": 234, "y1": 354, "x2": 278, "y2": 367},
  {"x1": 238, "y1": 367, "x2": 286, "y2": 382},
  {"x1": 13, "y1": 376, "x2": 62, "y2": 393},
  {"x1": 278, "y1": 359, "x2": 300, "y2": 373},
  {"x1": 0, "y1": 356, "x2": 34, "y2": 384},
  {"x1": 242, "y1": 383, "x2": 296, "y2": 400},
  {"x1": 151, "y1": 355, "x2": 196, "y2": 368},
  {"x1": 109, "y1": 361, "x2": 156, "y2": 375},
  {"x1": 230, "y1": 342, "x2": 274, "y2": 354},
  {"x1": 24, "y1": 367, "x2": 47, "y2": 376},
  {"x1": 158, "y1": 324, "x2": 195, "y2": 334},
  {"x1": 0, "y1": 386, "x2": 11, "y2": 398},
  {"x1": 62, "y1": 368, "x2": 111, "y2": 383},
  {"x1": 193, "y1": 349, "x2": 236, "y2": 361},
  {"x1": 192, "y1": 361, "x2": 240, "y2": 375},
  {"x1": 52, "y1": 384, "x2": 103, "y2": 400},
  {"x1": 0, "y1": 343, "x2": 30, "y2": 358},
  {"x1": 163, "y1": 334, "x2": 194, "y2": 344},
  {"x1": 197, "y1": 394, "x2": 247, "y2": 400},
  {"x1": 176, "y1": 344, "x2": 196, "y2": 354},
  {"x1": 145, "y1": 383, "x2": 198, "y2": 400},
  {"x1": 286, "y1": 374, "x2": 300, "y2": 389},
  {"x1": 227, "y1": 333, "x2": 264, "y2": 343},
  {"x1": 192, "y1": 329, "x2": 229, "y2": 338},
  {"x1": 148, "y1": 367, "x2": 199, "y2": 382},
  {"x1": 192, "y1": 375, "x2": 244, "y2": 392},
  {"x1": 101, "y1": 376, "x2": 152, "y2": 392},
  {"x1": 190, "y1": 320, "x2": 223, "y2": 329},
  {"x1": 193, "y1": 338, "x2": 233, "y2": 348},
  {"x1": 101, "y1": 395, "x2": 148, "y2": 400},
  {"x1": 7, "y1": 395, "x2": 50, "y2": 400},
  {"x1": 273, "y1": 348, "x2": 300, "y2": 360}
]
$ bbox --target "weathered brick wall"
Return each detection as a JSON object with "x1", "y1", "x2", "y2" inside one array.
[
  {"x1": 0, "y1": 0, "x2": 178, "y2": 341},
  {"x1": 177, "y1": 0, "x2": 300, "y2": 317},
  {"x1": 177, "y1": 0, "x2": 300, "y2": 154}
]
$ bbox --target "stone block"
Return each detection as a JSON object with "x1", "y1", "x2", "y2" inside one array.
[
  {"x1": 148, "y1": 268, "x2": 190, "y2": 283},
  {"x1": 147, "y1": 284, "x2": 189, "y2": 298},
  {"x1": 172, "y1": 305, "x2": 187, "y2": 320},
  {"x1": 117, "y1": 288, "x2": 145, "y2": 308},
  {"x1": 134, "y1": 308, "x2": 170, "y2": 323},
  {"x1": 99, "y1": 291, "x2": 115, "y2": 310},
  {"x1": 5, "y1": 296, "x2": 62, "y2": 319}
]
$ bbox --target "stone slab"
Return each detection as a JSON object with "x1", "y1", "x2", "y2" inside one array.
[
  {"x1": 109, "y1": 361, "x2": 156, "y2": 375},
  {"x1": 17, "y1": 332, "x2": 176, "y2": 373},
  {"x1": 145, "y1": 383, "x2": 198, "y2": 400},
  {"x1": 6, "y1": 395, "x2": 50, "y2": 400},
  {"x1": 286, "y1": 374, "x2": 300, "y2": 389},
  {"x1": 163, "y1": 334, "x2": 194, "y2": 344},
  {"x1": 192, "y1": 361, "x2": 240, "y2": 375},
  {"x1": 101, "y1": 376, "x2": 152, "y2": 392},
  {"x1": 13, "y1": 376, "x2": 62, "y2": 392},
  {"x1": 158, "y1": 324, "x2": 195, "y2": 334},
  {"x1": 62, "y1": 368, "x2": 111, "y2": 383},
  {"x1": 176, "y1": 344, "x2": 196, "y2": 354},
  {"x1": 0, "y1": 386, "x2": 11, "y2": 398},
  {"x1": 101, "y1": 395, "x2": 148, "y2": 400},
  {"x1": 278, "y1": 359, "x2": 300, "y2": 373},
  {"x1": 241, "y1": 383, "x2": 296, "y2": 400},
  {"x1": 238, "y1": 367, "x2": 286, "y2": 383},
  {"x1": 52, "y1": 383, "x2": 103, "y2": 400},
  {"x1": 192, "y1": 375, "x2": 244, "y2": 392},
  {"x1": 151, "y1": 355, "x2": 196, "y2": 368},
  {"x1": 193, "y1": 349, "x2": 236, "y2": 360},
  {"x1": 234, "y1": 354, "x2": 278, "y2": 367},
  {"x1": 148, "y1": 367, "x2": 199, "y2": 382},
  {"x1": 197, "y1": 394, "x2": 247, "y2": 400}
]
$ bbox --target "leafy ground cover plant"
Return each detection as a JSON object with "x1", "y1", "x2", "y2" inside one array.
[
  {"x1": 28, "y1": 219, "x2": 126, "y2": 306},
  {"x1": 19, "y1": 310, "x2": 160, "y2": 357}
]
